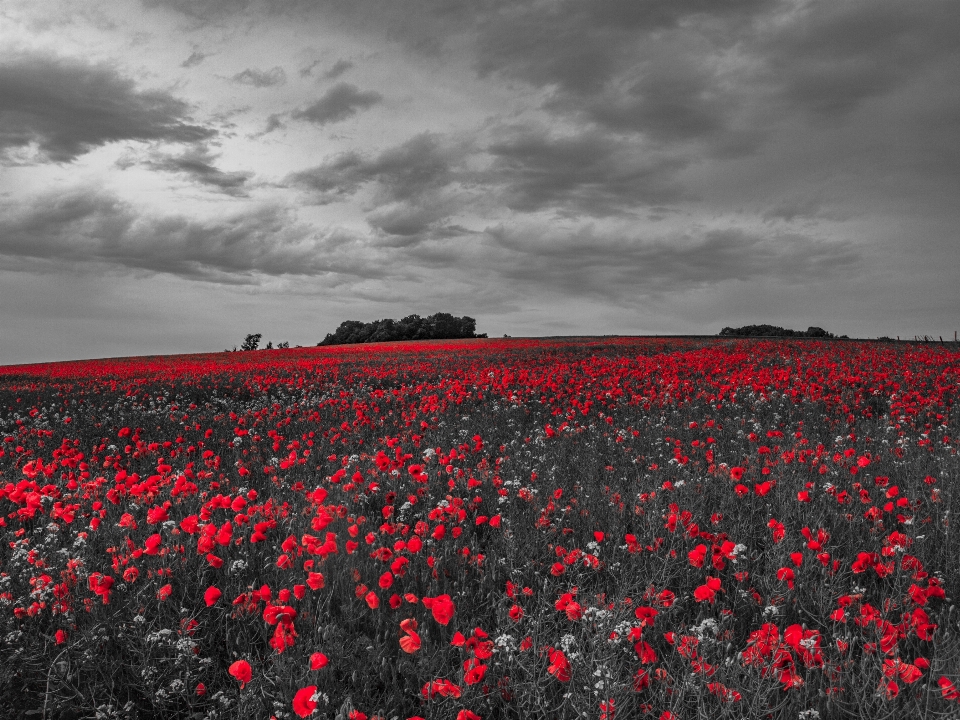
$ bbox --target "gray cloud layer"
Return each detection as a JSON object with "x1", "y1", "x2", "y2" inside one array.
[
  {"x1": 290, "y1": 82, "x2": 382, "y2": 125},
  {"x1": 0, "y1": 52, "x2": 214, "y2": 163},
  {"x1": 0, "y1": 187, "x2": 379, "y2": 282}
]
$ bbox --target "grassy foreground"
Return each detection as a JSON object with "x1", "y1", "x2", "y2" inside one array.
[{"x1": 0, "y1": 338, "x2": 958, "y2": 720}]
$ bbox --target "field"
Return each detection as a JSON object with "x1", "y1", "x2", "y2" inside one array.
[{"x1": 0, "y1": 337, "x2": 958, "y2": 720}]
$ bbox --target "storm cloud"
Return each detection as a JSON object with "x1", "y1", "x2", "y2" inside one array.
[{"x1": 0, "y1": 51, "x2": 215, "y2": 164}]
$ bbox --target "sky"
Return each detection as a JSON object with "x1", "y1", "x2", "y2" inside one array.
[{"x1": 1, "y1": 0, "x2": 958, "y2": 364}]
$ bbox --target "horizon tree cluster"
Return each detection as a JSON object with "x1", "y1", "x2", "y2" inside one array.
[{"x1": 318, "y1": 313, "x2": 487, "y2": 346}]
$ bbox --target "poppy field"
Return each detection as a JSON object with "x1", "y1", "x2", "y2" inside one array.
[{"x1": 0, "y1": 337, "x2": 958, "y2": 720}]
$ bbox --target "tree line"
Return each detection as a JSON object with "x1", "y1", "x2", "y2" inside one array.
[
  {"x1": 718, "y1": 324, "x2": 844, "y2": 338},
  {"x1": 318, "y1": 313, "x2": 487, "y2": 346}
]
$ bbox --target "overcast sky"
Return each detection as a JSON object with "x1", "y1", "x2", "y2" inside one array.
[{"x1": 1, "y1": 0, "x2": 958, "y2": 364}]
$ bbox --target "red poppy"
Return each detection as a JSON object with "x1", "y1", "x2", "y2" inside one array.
[
  {"x1": 144, "y1": 534, "x2": 162, "y2": 555},
  {"x1": 292, "y1": 685, "x2": 318, "y2": 717},
  {"x1": 777, "y1": 568, "x2": 795, "y2": 589},
  {"x1": 229, "y1": 659, "x2": 252, "y2": 688},
  {"x1": 546, "y1": 647, "x2": 571, "y2": 682},
  {"x1": 400, "y1": 619, "x2": 421, "y2": 653},
  {"x1": 310, "y1": 651, "x2": 328, "y2": 670},
  {"x1": 693, "y1": 576, "x2": 722, "y2": 603},
  {"x1": 306, "y1": 572, "x2": 325, "y2": 590},
  {"x1": 204, "y1": 586, "x2": 222, "y2": 607},
  {"x1": 422, "y1": 594, "x2": 455, "y2": 625}
]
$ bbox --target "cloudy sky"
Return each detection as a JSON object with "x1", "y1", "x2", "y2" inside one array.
[{"x1": 1, "y1": 0, "x2": 958, "y2": 364}]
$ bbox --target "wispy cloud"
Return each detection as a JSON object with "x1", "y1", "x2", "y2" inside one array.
[
  {"x1": 129, "y1": 144, "x2": 255, "y2": 196},
  {"x1": 229, "y1": 66, "x2": 286, "y2": 87},
  {"x1": 323, "y1": 59, "x2": 353, "y2": 80},
  {"x1": 181, "y1": 49, "x2": 211, "y2": 68},
  {"x1": 290, "y1": 82, "x2": 382, "y2": 125}
]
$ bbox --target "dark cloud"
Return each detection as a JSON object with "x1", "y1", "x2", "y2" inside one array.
[
  {"x1": 484, "y1": 127, "x2": 685, "y2": 214},
  {"x1": 482, "y1": 225, "x2": 862, "y2": 301},
  {"x1": 468, "y1": 0, "x2": 770, "y2": 149},
  {"x1": 141, "y1": 0, "x2": 256, "y2": 24},
  {"x1": 290, "y1": 82, "x2": 382, "y2": 125},
  {"x1": 298, "y1": 60, "x2": 322, "y2": 78},
  {"x1": 181, "y1": 49, "x2": 211, "y2": 68},
  {"x1": 286, "y1": 132, "x2": 453, "y2": 203},
  {"x1": 135, "y1": 145, "x2": 254, "y2": 196},
  {"x1": 0, "y1": 187, "x2": 386, "y2": 283},
  {"x1": 471, "y1": 0, "x2": 767, "y2": 90},
  {"x1": 260, "y1": 113, "x2": 285, "y2": 135},
  {"x1": 323, "y1": 59, "x2": 353, "y2": 80},
  {"x1": 366, "y1": 205, "x2": 434, "y2": 237},
  {"x1": 229, "y1": 66, "x2": 286, "y2": 87},
  {"x1": 0, "y1": 51, "x2": 215, "y2": 163},
  {"x1": 761, "y1": 1, "x2": 960, "y2": 121}
]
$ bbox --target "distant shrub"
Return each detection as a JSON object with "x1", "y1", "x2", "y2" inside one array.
[
  {"x1": 318, "y1": 313, "x2": 487, "y2": 346},
  {"x1": 240, "y1": 333, "x2": 262, "y2": 351}
]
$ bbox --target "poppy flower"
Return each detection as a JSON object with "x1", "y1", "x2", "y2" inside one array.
[
  {"x1": 400, "y1": 618, "x2": 421, "y2": 653},
  {"x1": 693, "y1": 577, "x2": 722, "y2": 604},
  {"x1": 777, "y1": 568, "x2": 795, "y2": 589},
  {"x1": 229, "y1": 659, "x2": 252, "y2": 688},
  {"x1": 688, "y1": 544, "x2": 707, "y2": 568},
  {"x1": 422, "y1": 594, "x2": 455, "y2": 625},
  {"x1": 306, "y1": 572, "x2": 325, "y2": 590},
  {"x1": 292, "y1": 685, "x2": 318, "y2": 717},
  {"x1": 546, "y1": 647, "x2": 571, "y2": 682},
  {"x1": 939, "y1": 677, "x2": 960, "y2": 700},
  {"x1": 310, "y1": 651, "x2": 328, "y2": 670},
  {"x1": 157, "y1": 583, "x2": 172, "y2": 601},
  {"x1": 263, "y1": 604, "x2": 297, "y2": 625},
  {"x1": 204, "y1": 586, "x2": 222, "y2": 607}
]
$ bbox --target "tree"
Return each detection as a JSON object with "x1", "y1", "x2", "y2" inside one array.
[
  {"x1": 318, "y1": 313, "x2": 486, "y2": 346},
  {"x1": 718, "y1": 325, "x2": 835, "y2": 338},
  {"x1": 240, "y1": 333, "x2": 262, "y2": 351}
]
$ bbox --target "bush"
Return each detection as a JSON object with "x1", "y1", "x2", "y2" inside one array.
[
  {"x1": 719, "y1": 325, "x2": 836, "y2": 338},
  {"x1": 318, "y1": 313, "x2": 487, "y2": 346}
]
